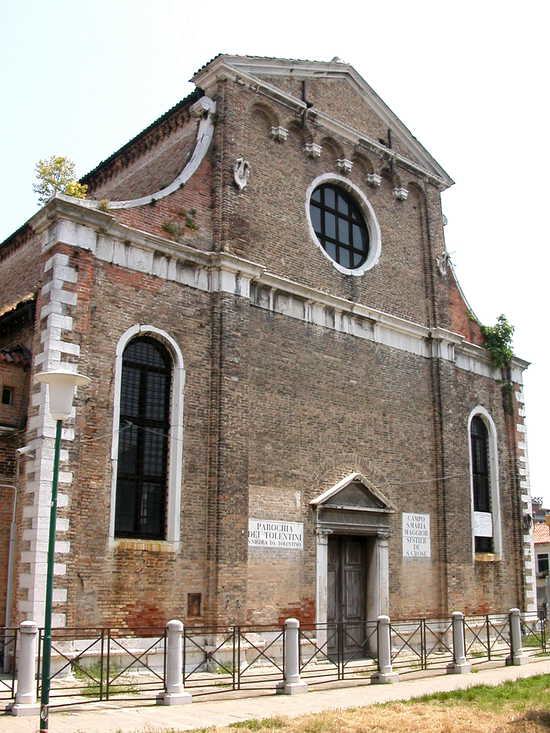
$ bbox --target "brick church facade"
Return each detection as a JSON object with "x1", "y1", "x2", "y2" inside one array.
[{"x1": 0, "y1": 55, "x2": 537, "y2": 631}]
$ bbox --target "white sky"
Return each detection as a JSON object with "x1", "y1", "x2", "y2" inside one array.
[{"x1": 1, "y1": 1, "x2": 547, "y2": 502}]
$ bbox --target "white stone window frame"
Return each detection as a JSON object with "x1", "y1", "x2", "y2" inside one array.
[
  {"x1": 467, "y1": 405, "x2": 503, "y2": 560},
  {"x1": 109, "y1": 325, "x2": 185, "y2": 549},
  {"x1": 305, "y1": 172, "x2": 382, "y2": 277}
]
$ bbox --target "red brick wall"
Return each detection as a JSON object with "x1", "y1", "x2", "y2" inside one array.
[
  {"x1": 57, "y1": 251, "x2": 215, "y2": 627},
  {"x1": 0, "y1": 234, "x2": 41, "y2": 308},
  {"x1": 2, "y1": 71, "x2": 525, "y2": 629}
]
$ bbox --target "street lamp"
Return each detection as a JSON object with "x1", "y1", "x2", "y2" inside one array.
[{"x1": 34, "y1": 369, "x2": 90, "y2": 733}]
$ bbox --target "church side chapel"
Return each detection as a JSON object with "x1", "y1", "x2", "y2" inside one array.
[{"x1": 0, "y1": 55, "x2": 536, "y2": 644}]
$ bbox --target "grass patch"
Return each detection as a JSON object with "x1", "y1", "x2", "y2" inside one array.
[
  {"x1": 403, "y1": 674, "x2": 549, "y2": 711},
  {"x1": 173, "y1": 674, "x2": 550, "y2": 733},
  {"x1": 229, "y1": 718, "x2": 286, "y2": 730},
  {"x1": 72, "y1": 659, "x2": 138, "y2": 697}
]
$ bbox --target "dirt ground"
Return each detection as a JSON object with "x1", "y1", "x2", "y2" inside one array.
[{"x1": 195, "y1": 700, "x2": 550, "y2": 733}]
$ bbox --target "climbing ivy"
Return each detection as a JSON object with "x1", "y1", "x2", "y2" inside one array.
[{"x1": 480, "y1": 315, "x2": 514, "y2": 368}]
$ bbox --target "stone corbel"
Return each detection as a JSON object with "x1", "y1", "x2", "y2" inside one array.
[
  {"x1": 393, "y1": 186, "x2": 409, "y2": 201},
  {"x1": 336, "y1": 158, "x2": 353, "y2": 175},
  {"x1": 367, "y1": 173, "x2": 382, "y2": 188},
  {"x1": 271, "y1": 126, "x2": 289, "y2": 142},
  {"x1": 304, "y1": 142, "x2": 322, "y2": 158}
]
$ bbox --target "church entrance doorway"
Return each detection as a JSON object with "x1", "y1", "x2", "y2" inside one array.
[{"x1": 327, "y1": 535, "x2": 369, "y2": 657}]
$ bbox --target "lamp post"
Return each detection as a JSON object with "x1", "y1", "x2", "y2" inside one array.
[{"x1": 34, "y1": 370, "x2": 90, "y2": 733}]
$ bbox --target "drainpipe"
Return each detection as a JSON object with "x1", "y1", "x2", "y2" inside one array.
[{"x1": 1, "y1": 483, "x2": 17, "y2": 673}]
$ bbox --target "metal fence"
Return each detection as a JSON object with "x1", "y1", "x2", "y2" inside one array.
[
  {"x1": 390, "y1": 618, "x2": 455, "y2": 674},
  {"x1": 2, "y1": 610, "x2": 548, "y2": 711},
  {"x1": 183, "y1": 624, "x2": 285, "y2": 697},
  {"x1": 521, "y1": 615, "x2": 547, "y2": 659},
  {"x1": 463, "y1": 614, "x2": 511, "y2": 664},
  {"x1": 298, "y1": 621, "x2": 378, "y2": 685},
  {"x1": 36, "y1": 626, "x2": 167, "y2": 708},
  {"x1": 0, "y1": 628, "x2": 17, "y2": 703}
]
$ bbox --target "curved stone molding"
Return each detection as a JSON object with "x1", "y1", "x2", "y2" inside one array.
[
  {"x1": 67, "y1": 97, "x2": 216, "y2": 210},
  {"x1": 467, "y1": 406, "x2": 503, "y2": 560},
  {"x1": 305, "y1": 172, "x2": 381, "y2": 277},
  {"x1": 109, "y1": 325, "x2": 186, "y2": 549}
]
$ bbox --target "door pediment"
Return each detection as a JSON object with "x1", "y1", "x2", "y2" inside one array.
[{"x1": 311, "y1": 472, "x2": 394, "y2": 514}]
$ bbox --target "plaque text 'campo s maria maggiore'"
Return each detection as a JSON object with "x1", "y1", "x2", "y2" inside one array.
[
  {"x1": 402, "y1": 512, "x2": 431, "y2": 558},
  {"x1": 248, "y1": 519, "x2": 304, "y2": 549}
]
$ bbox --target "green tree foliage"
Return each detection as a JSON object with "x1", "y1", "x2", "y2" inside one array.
[
  {"x1": 33, "y1": 155, "x2": 88, "y2": 205},
  {"x1": 480, "y1": 314, "x2": 514, "y2": 368}
]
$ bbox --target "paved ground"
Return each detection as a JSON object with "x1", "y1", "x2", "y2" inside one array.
[{"x1": 2, "y1": 660, "x2": 549, "y2": 733}]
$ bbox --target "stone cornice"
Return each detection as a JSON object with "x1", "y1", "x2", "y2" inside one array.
[
  {"x1": 32, "y1": 196, "x2": 528, "y2": 383},
  {"x1": 28, "y1": 199, "x2": 528, "y2": 383},
  {"x1": 193, "y1": 58, "x2": 453, "y2": 190}
]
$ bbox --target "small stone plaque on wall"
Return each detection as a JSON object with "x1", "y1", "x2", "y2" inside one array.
[
  {"x1": 473, "y1": 511, "x2": 493, "y2": 537},
  {"x1": 402, "y1": 512, "x2": 431, "y2": 558},
  {"x1": 248, "y1": 518, "x2": 303, "y2": 549}
]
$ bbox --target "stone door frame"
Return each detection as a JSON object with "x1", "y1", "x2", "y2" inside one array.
[{"x1": 311, "y1": 472, "x2": 394, "y2": 627}]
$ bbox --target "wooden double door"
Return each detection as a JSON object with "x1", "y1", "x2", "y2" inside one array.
[{"x1": 327, "y1": 535, "x2": 368, "y2": 658}]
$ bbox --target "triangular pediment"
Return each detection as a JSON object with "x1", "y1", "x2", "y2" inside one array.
[
  {"x1": 193, "y1": 55, "x2": 453, "y2": 189},
  {"x1": 310, "y1": 472, "x2": 394, "y2": 513}
]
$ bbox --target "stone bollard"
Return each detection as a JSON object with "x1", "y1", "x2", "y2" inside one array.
[
  {"x1": 372, "y1": 615, "x2": 399, "y2": 684},
  {"x1": 447, "y1": 612, "x2": 471, "y2": 674},
  {"x1": 156, "y1": 620, "x2": 192, "y2": 705},
  {"x1": 10, "y1": 620, "x2": 40, "y2": 716},
  {"x1": 506, "y1": 608, "x2": 528, "y2": 666},
  {"x1": 276, "y1": 618, "x2": 308, "y2": 695}
]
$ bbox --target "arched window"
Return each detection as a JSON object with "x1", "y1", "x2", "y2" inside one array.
[
  {"x1": 470, "y1": 415, "x2": 492, "y2": 553},
  {"x1": 115, "y1": 337, "x2": 172, "y2": 539}
]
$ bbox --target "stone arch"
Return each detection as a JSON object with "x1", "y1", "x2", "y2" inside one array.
[
  {"x1": 109, "y1": 324, "x2": 186, "y2": 547},
  {"x1": 467, "y1": 405, "x2": 503, "y2": 559},
  {"x1": 248, "y1": 101, "x2": 280, "y2": 133},
  {"x1": 285, "y1": 118, "x2": 307, "y2": 148},
  {"x1": 352, "y1": 152, "x2": 375, "y2": 177},
  {"x1": 319, "y1": 135, "x2": 346, "y2": 164},
  {"x1": 309, "y1": 451, "x2": 390, "y2": 500},
  {"x1": 380, "y1": 163, "x2": 402, "y2": 189}
]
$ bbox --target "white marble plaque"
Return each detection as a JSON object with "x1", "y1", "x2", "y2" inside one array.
[
  {"x1": 473, "y1": 511, "x2": 493, "y2": 537},
  {"x1": 402, "y1": 513, "x2": 431, "y2": 558},
  {"x1": 248, "y1": 518, "x2": 303, "y2": 549}
]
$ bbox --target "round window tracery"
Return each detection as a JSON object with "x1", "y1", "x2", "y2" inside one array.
[{"x1": 309, "y1": 184, "x2": 370, "y2": 270}]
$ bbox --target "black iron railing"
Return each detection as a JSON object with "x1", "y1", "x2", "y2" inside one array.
[
  {"x1": 0, "y1": 628, "x2": 17, "y2": 703},
  {"x1": 36, "y1": 626, "x2": 166, "y2": 708},
  {"x1": 183, "y1": 624, "x2": 284, "y2": 697},
  {"x1": 4, "y1": 609, "x2": 545, "y2": 710},
  {"x1": 298, "y1": 621, "x2": 378, "y2": 685},
  {"x1": 463, "y1": 614, "x2": 511, "y2": 664}
]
